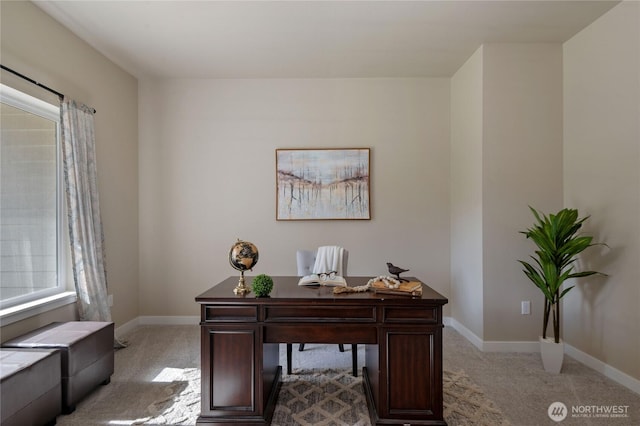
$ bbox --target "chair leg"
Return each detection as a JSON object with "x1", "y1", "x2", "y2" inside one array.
[
  {"x1": 338, "y1": 344, "x2": 345, "y2": 352},
  {"x1": 298, "y1": 343, "x2": 305, "y2": 351},
  {"x1": 287, "y1": 343, "x2": 293, "y2": 375},
  {"x1": 351, "y1": 344, "x2": 358, "y2": 377}
]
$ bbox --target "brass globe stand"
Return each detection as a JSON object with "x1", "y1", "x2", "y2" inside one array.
[{"x1": 233, "y1": 270, "x2": 251, "y2": 295}]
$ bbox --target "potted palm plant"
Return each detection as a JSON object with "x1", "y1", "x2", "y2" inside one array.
[{"x1": 518, "y1": 207, "x2": 605, "y2": 373}]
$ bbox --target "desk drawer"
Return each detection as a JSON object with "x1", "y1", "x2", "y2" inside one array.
[
  {"x1": 264, "y1": 324, "x2": 377, "y2": 344},
  {"x1": 264, "y1": 305, "x2": 376, "y2": 322},
  {"x1": 383, "y1": 306, "x2": 439, "y2": 324},
  {"x1": 203, "y1": 305, "x2": 258, "y2": 322}
]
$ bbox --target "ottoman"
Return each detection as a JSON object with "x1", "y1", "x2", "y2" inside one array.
[
  {"x1": 0, "y1": 348, "x2": 61, "y2": 426},
  {"x1": 2, "y1": 321, "x2": 114, "y2": 413}
]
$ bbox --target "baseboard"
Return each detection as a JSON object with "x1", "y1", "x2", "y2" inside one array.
[
  {"x1": 445, "y1": 316, "x2": 640, "y2": 396},
  {"x1": 445, "y1": 316, "x2": 539, "y2": 352},
  {"x1": 138, "y1": 315, "x2": 200, "y2": 325},
  {"x1": 482, "y1": 340, "x2": 540, "y2": 352},
  {"x1": 115, "y1": 315, "x2": 199, "y2": 337},
  {"x1": 565, "y1": 343, "x2": 640, "y2": 396},
  {"x1": 444, "y1": 316, "x2": 485, "y2": 350},
  {"x1": 114, "y1": 317, "x2": 139, "y2": 338}
]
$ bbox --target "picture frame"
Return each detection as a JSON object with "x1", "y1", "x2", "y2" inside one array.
[{"x1": 276, "y1": 148, "x2": 371, "y2": 220}]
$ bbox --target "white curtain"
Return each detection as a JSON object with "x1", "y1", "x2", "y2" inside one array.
[{"x1": 60, "y1": 98, "x2": 113, "y2": 323}]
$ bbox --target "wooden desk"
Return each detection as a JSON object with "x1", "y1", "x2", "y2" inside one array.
[{"x1": 195, "y1": 276, "x2": 448, "y2": 425}]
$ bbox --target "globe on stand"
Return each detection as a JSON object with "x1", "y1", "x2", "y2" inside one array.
[{"x1": 229, "y1": 239, "x2": 259, "y2": 295}]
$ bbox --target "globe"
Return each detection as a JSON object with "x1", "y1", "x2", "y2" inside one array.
[
  {"x1": 229, "y1": 240, "x2": 259, "y2": 271},
  {"x1": 228, "y1": 240, "x2": 259, "y2": 295}
]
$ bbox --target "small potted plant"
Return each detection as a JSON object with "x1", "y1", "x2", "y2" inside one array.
[
  {"x1": 518, "y1": 207, "x2": 606, "y2": 373},
  {"x1": 252, "y1": 274, "x2": 274, "y2": 297}
]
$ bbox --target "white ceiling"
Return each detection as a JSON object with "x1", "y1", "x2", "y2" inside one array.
[{"x1": 35, "y1": 1, "x2": 620, "y2": 79}]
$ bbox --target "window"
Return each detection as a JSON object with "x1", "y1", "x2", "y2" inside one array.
[{"x1": 0, "y1": 84, "x2": 67, "y2": 309}]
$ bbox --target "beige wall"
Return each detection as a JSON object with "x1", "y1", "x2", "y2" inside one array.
[
  {"x1": 563, "y1": 0, "x2": 640, "y2": 380},
  {"x1": 482, "y1": 44, "x2": 564, "y2": 341},
  {"x1": 450, "y1": 47, "x2": 484, "y2": 338},
  {"x1": 138, "y1": 78, "x2": 451, "y2": 316},
  {"x1": 450, "y1": 44, "x2": 563, "y2": 342},
  {"x1": 0, "y1": 1, "x2": 139, "y2": 334}
]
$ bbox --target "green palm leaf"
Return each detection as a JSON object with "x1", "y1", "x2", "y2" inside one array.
[{"x1": 518, "y1": 207, "x2": 606, "y2": 342}]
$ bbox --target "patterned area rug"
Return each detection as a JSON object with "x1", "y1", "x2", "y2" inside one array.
[
  {"x1": 132, "y1": 368, "x2": 510, "y2": 425},
  {"x1": 443, "y1": 369, "x2": 511, "y2": 426},
  {"x1": 273, "y1": 369, "x2": 370, "y2": 425}
]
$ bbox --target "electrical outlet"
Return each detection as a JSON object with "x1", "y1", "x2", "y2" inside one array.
[
  {"x1": 521, "y1": 300, "x2": 530, "y2": 315},
  {"x1": 108, "y1": 294, "x2": 114, "y2": 307}
]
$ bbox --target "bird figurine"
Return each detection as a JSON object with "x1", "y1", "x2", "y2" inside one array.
[{"x1": 386, "y1": 262, "x2": 410, "y2": 282}]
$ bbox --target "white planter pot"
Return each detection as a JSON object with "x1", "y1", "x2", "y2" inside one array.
[{"x1": 540, "y1": 336, "x2": 564, "y2": 374}]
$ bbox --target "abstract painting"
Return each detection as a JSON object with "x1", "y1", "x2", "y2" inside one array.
[{"x1": 276, "y1": 148, "x2": 370, "y2": 220}]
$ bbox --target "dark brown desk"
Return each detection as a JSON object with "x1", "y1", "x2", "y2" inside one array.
[{"x1": 195, "y1": 276, "x2": 448, "y2": 425}]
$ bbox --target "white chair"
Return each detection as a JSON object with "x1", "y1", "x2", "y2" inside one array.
[{"x1": 286, "y1": 248, "x2": 358, "y2": 376}]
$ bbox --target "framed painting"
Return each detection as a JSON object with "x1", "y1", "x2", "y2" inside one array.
[{"x1": 276, "y1": 148, "x2": 371, "y2": 220}]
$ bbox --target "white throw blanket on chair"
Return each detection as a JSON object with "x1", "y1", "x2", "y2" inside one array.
[{"x1": 313, "y1": 246, "x2": 345, "y2": 277}]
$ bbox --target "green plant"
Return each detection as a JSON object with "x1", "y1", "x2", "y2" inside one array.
[
  {"x1": 518, "y1": 207, "x2": 605, "y2": 343},
  {"x1": 252, "y1": 274, "x2": 274, "y2": 297}
]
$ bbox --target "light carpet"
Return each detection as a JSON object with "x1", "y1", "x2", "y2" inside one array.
[
  {"x1": 54, "y1": 326, "x2": 512, "y2": 426},
  {"x1": 89, "y1": 367, "x2": 509, "y2": 425},
  {"x1": 56, "y1": 326, "x2": 640, "y2": 426}
]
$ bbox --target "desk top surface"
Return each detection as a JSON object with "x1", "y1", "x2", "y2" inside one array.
[{"x1": 196, "y1": 276, "x2": 448, "y2": 305}]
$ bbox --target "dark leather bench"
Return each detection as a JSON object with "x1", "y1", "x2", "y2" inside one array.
[
  {"x1": 0, "y1": 348, "x2": 61, "y2": 426},
  {"x1": 2, "y1": 321, "x2": 114, "y2": 414}
]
